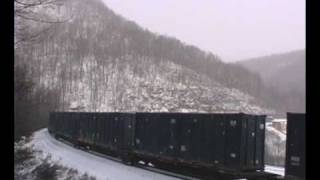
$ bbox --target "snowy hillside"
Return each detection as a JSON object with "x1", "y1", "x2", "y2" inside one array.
[
  {"x1": 55, "y1": 56, "x2": 273, "y2": 113},
  {"x1": 14, "y1": 0, "x2": 276, "y2": 114}
]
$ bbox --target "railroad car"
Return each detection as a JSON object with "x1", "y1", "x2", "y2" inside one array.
[
  {"x1": 133, "y1": 113, "x2": 265, "y2": 171},
  {"x1": 48, "y1": 112, "x2": 276, "y2": 179},
  {"x1": 285, "y1": 113, "x2": 305, "y2": 180},
  {"x1": 49, "y1": 112, "x2": 135, "y2": 158}
]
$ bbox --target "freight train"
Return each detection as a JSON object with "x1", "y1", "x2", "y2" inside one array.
[{"x1": 48, "y1": 112, "x2": 305, "y2": 180}]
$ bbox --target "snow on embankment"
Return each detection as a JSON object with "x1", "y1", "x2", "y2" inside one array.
[
  {"x1": 25, "y1": 129, "x2": 180, "y2": 180},
  {"x1": 264, "y1": 165, "x2": 285, "y2": 176},
  {"x1": 264, "y1": 124, "x2": 286, "y2": 167}
]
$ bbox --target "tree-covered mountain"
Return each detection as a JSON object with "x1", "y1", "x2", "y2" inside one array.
[
  {"x1": 237, "y1": 50, "x2": 305, "y2": 113},
  {"x1": 15, "y1": 0, "x2": 287, "y2": 139}
]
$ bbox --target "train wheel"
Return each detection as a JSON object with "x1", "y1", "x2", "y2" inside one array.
[
  {"x1": 121, "y1": 156, "x2": 136, "y2": 166},
  {"x1": 73, "y1": 143, "x2": 79, "y2": 149}
]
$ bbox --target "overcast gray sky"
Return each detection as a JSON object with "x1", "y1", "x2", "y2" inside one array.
[{"x1": 102, "y1": 0, "x2": 305, "y2": 62}]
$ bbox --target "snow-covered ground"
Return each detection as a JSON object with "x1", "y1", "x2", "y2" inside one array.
[
  {"x1": 25, "y1": 129, "x2": 181, "y2": 180},
  {"x1": 264, "y1": 165, "x2": 284, "y2": 176}
]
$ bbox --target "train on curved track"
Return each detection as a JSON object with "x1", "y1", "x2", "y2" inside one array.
[{"x1": 48, "y1": 112, "x2": 305, "y2": 180}]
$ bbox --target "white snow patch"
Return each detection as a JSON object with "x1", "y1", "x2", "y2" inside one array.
[
  {"x1": 69, "y1": 101, "x2": 79, "y2": 109},
  {"x1": 272, "y1": 119, "x2": 286, "y2": 122},
  {"x1": 180, "y1": 109, "x2": 190, "y2": 113},
  {"x1": 266, "y1": 126, "x2": 286, "y2": 141},
  {"x1": 264, "y1": 165, "x2": 285, "y2": 176},
  {"x1": 266, "y1": 122, "x2": 272, "y2": 126}
]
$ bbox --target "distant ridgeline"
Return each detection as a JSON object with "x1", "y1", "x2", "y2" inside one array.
[{"x1": 237, "y1": 50, "x2": 305, "y2": 113}]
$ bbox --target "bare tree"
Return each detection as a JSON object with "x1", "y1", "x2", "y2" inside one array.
[{"x1": 14, "y1": 0, "x2": 70, "y2": 47}]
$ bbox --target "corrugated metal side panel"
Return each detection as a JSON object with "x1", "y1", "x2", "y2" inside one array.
[
  {"x1": 104, "y1": 113, "x2": 110, "y2": 146},
  {"x1": 102, "y1": 113, "x2": 116, "y2": 148},
  {"x1": 254, "y1": 115, "x2": 266, "y2": 169},
  {"x1": 52, "y1": 112, "x2": 57, "y2": 132},
  {"x1": 245, "y1": 114, "x2": 256, "y2": 168},
  {"x1": 182, "y1": 113, "x2": 205, "y2": 161},
  {"x1": 66, "y1": 113, "x2": 73, "y2": 139},
  {"x1": 211, "y1": 114, "x2": 226, "y2": 165},
  {"x1": 113, "y1": 113, "x2": 125, "y2": 149},
  {"x1": 120, "y1": 113, "x2": 135, "y2": 150},
  {"x1": 135, "y1": 113, "x2": 230, "y2": 166},
  {"x1": 48, "y1": 112, "x2": 54, "y2": 132},
  {"x1": 174, "y1": 113, "x2": 193, "y2": 161},
  {"x1": 113, "y1": 113, "x2": 124, "y2": 149},
  {"x1": 90, "y1": 113, "x2": 98, "y2": 144},
  {"x1": 199, "y1": 114, "x2": 212, "y2": 162},
  {"x1": 52, "y1": 112, "x2": 58, "y2": 134},
  {"x1": 169, "y1": 113, "x2": 180, "y2": 157},
  {"x1": 285, "y1": 113, "x2": 305, "y2": 179},
  {"x1": 83, "y1": 113, "x2": 89, "y2": 142},
  {"x1": 181, "y1": 113, "x2": 227, "y2": 165},
  {"x1": 78, "y1": 113, "x2": 87, "y2": 142},
  {"x1": 63, "y1": 113, "x2": 68, "y2": 138},
  {"x1": 90, "y1": 113, "x2": 96, "y2": 144},
  {"x1": 130, "y1": 113, "x2": 136, "y2": 149},
  {"x1": 55, "y1": 113, "x2": 60, "y2": 134},
  {"x1": 70, "y1": 113, "x2": 75, "y2": 139},
  {"x1": 135, "y1": 113, "x2": 255, "y2": 170},
  {"x1": 111, "y1": 113, "x2": 119, "y2": 148},
  {"x1": 73, "y1": 113, "x2": 80, "y2": 141},
  {"x1": 91, "y1": 113, "x2": 133, "y2": 151},
  {"x1": 239, "y1": 114, "x2": 247, "y2": 167},
  {"x1": 134, "y1": 113, "x2": 176, "y2": 157},
  {"x1": 56, "y1": 112, "x2": 62, "y2": 135},
  {"x1": 224, "y1": 114, "x2": 244, "y2": 168},
  {"x1": 94, "y1": 113, "x2": 104, "y2": 146},
  {"x1": 176, "y1": 113, "x2": 212, "y2": 162},
  {"x1": 60, "y1": 112, "x2": 66, "y2": 136}
]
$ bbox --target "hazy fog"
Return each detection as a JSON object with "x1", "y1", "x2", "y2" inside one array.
[{"x1": 102, "y1": 0, "x2": 305, "y2": 62}]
